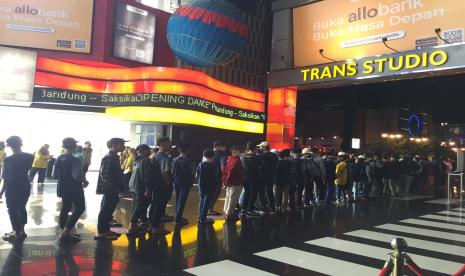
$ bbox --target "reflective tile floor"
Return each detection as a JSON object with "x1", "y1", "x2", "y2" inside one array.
[{"x1": 0, "y1": 172, "x2": 464, "y2": 276}]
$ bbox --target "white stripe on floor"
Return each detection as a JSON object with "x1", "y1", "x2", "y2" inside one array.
[
  {"x1": 421, "y1": 214, "x2": 465, "y2": 224},
  {"x1": 184, "y1": 260, "x2": 278, "y2": 276},
  {"x1": 437, "y1": 210, "x2": 464, "y2": 216},
  {"x1": 425, "y1": 198, "x2": 464, "y2": 205},
  {"x1": 401, "y1": 218, "x2": 465, "y2": 232},
  {"x1": 376, "y1": 224, "x2": 465, "y2": 242},
  {"x1": 307, "y1": 237, "x2": 461, "y2": 274},
  {"x1": 344, "y1": 229, "x2": 465, "y2": 257},
  {"x1": 453, "y1": 207, "x2": 465, "y2": 212},
  {"x1": 255, "y1": 247, "x2": 378, "y2": 276}
]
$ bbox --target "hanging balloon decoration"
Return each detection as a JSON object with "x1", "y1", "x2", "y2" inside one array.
[{"x1": 166, "y1": 0, "x2": 248, "y2": 67}]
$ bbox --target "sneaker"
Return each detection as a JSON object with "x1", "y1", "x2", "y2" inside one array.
[
  {"x1": 94, "y1": 232, "x2": 119, "y2": 240},
  {"x1": 151, "y1": 228, "x2": 171, "y2": 235}
]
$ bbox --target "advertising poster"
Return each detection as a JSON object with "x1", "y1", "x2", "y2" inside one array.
[
  {"x1": 0, "y1": 46, "x2": 36, "y2": 106},
  {"x1": 113, "y1": 1, "x2": 156, "y2": 64},
  {"x1": 0, "y1": 0, "x2": 94, "y2": 53},
  {"x1": 294, "y1": 0, "x2": 465, "y2": 66}
]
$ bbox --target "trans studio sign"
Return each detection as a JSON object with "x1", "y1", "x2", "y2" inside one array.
[{"x1": 300, "y1": 49, "x2": 448, "y2": 82}]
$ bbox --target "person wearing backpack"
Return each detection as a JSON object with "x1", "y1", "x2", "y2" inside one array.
[
  {"x1": 171, "y1": 143, "x2": 197, "y2": 227},
  {"x1": 127, "y1": 144, "x2": 153, "y2": 236}
]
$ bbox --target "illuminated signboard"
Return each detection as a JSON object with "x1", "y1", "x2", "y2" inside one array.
[
  {"x1": 293, "y1": 0, "x2": 465, "y2": 66},
  {"x1": 0, "y1": 0, "x2": 94, "y2": 53},
  {"x1": 267, "y1": 44, "x2": 465, "y2": 89},
  {"x1": 113, "y1": 1, "x2": 156, "y2": 64},
  {"x1": 33, "y1": 58, "x2": 265, "y2": 133},
  {"x1": 0, "y1": 46, "x2": 36, "y2": 106}
]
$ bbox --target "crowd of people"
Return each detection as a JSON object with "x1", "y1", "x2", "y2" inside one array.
[{"x1": 0, "y1": 135, "x2": 455, "y2": 244}]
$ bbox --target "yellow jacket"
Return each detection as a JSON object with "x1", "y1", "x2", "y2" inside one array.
[
  {"x1": 335, "y1": 161, "x2": 348, "y2": 185},
  {"x1": 122, "y1": 151, "x2": 136, "y2": 173},
  {"x1": 32, "y1": 151, "x2": 52, "y2": 168},
  {"x1": 0, "y1": 149, "x2": 5, "y2": 164}
]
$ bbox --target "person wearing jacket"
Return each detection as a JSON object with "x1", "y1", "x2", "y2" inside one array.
[
  {"x1": 310, "y1": 148, "x2": 326, "y2": 203},
  {"x1": 172, "y1": 143, "x2": 197, "y2": 227},
  {"x1": 289, "y1": 149, "x2": 304, "y2": 209},
  {"x1": 0, "y1": 136, "x2": 33, "y2": 242},
  {"x1": 335, "y1": 152, "x2": 349, "y2": 203},
  {"x1": 208, "y1": 140, "x2": 227, "y2": 216},
  {"x1": 197, "y1": 149, "x2": 220, "y2": 225},
  {"x1": 127, "y1": 144, "x2": 153, "y2": 236},
  {"x1": 122, "y1": 148, "x2": 136, "y2": 193},
  {"x1": 54, "y1": 137, "x2": 85, "y2": 243},
  {"x1": 95, "y1": 138, "x2": 126, "y2": 240},
  {"x1": 257, "y1": 141, "x2": 278, "y2": 212},
  {"x1": 385, "y1": 156, "x2": 401, "y2": 196},
  {"x1": 274, "y1": 150, "x2": 292, "y2": 212},
  {"x1": 222, "y1": 147, "x2": 243, "y2": 220},
  {"x1": 30, "y1": 144, "x2": 52, "y2": 186},
  {"x1": 241, "y1": 142, "x2": 262, "y2": 218},
  {"x1": 352, "y1": 155, "x2": 367, "y2": 200},
  {"x1": 324, "y1": 154, "x2": 337, "y2": 205}
]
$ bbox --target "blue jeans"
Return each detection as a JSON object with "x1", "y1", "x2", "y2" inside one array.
[
  {"x1": 325, "y1": 183, "x2": 335, "y2": 204},
  {"x1": 174, "y1": 185, "x2": 191, "y2": 223},
  {"x1": 336, "y1": 185, "x2": 344, "y2": 200},
  {"x1": 198, "y1": 190, "x2": 215, "y2": 221}
]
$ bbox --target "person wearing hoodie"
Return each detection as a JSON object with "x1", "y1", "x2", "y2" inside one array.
[
  {"x1": 127, "y1": 144, "x2": 153, "y2": 236},
  {"x1": 222, "y1": 147, "x2": 243, "y2": 220},
  {"x1": 335, "y1": 152, "x2": 349, "y2": 203},
  {"x1": 171, "y1": 143, "x2": 197, "y2": 227}
]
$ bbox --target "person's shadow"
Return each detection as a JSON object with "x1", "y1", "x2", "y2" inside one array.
[
  {"x1": 0, "y1": 241, "x2": 24, "y2": 276},
  {"x1": 93, "y1": 241, "x2": 114, "y2": 276},
  {"x1": 169, "y1": 227, "x2": 187, "y2": 271},
  {"x1": 56, "y1": 242, "x2": 79, "y2": 276}
]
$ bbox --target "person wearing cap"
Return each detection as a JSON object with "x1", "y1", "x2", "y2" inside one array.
[
  {"x1": 335, "y1": 152, "x2": 349, "y2": 203},
  {"x1": 208, "y1": 140, "x2": 227, "y2": 216},
  {"x1": 0, "y1": 136, "x2": 34, "y2": 242},
  {"x1": 127, "y1": 144, "x2": 153, "y2": 236},
  {"x1": 53, "y1": 137, "x2": 86, "y2": 243},
  {"x1": 95, "y1": 137, "x2": 126, "y2": 240},
  {"x1": 257, "y1": 141, "x2": 278, "y2": 212}
]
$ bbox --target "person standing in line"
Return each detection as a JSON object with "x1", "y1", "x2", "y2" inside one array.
[
  {"x1": 351, "y1": 155, "x2": 367, "y2": 200},
  {"x1": 222, "y1": 147, "x2": 243, "y2": 220},
  {"x1": 155, "y1": 137, "x2": 174, "y2": 223},
  {"x1": 30, "y1": 144, "x2": 52, "y2": 187},
  {"x1": 95, "y1": 138, "x2": 126, "y2": 240},
  {"x1": 324, "y1": 154, "x2": 337, "y2": 205},
  {"x1": 289, "y1": 149, "x2": 304, "y2": 209},
  {"x1": 122, "y1": 148, "x2": 137, "y2": 193},
  {"x1": 241, "y1": 142, "x2": 262, "y2": 218},
  {"x1": 54, "y1": 138, "x2": 86, "y2": 243},
  {"x1": 310, "y1": 148, "x2": 326, "y2": 204},
  {"x1": 149, "y1": 146, "x2": 170, "y2": 235},
  {"x1": 197, "y1": 149, "x2": 220, "y2": 225},
  {"x1": 257, "y1": 141, "x2": 278, "y2": 212},
  {"x1": 127, "y1": 144, "x2": 153, "y2": 236},
  {"x1": 0, "y1": 136, "x2": 33, "y2": 242},
  {"x1": 208, "y1": 140, "x2": 227, "y2": 216},
  {"x1": 301, "y1": 148, "x2": 315, "y2": 206},
  {"x1": 172, "y1": 143, "x2": 197, "y2": 227},
  {"x1": 0, "y1": 141, "x2": 6, "y2": 186},
  {"x1": 82, "y1": 141, "x2": 93, "y2": 177},
  {"x1": 335, "y1": 152, "x2": 349, "y2": 203},
  {"x1": 274, "y1": 150, "x2": 292, "y2": 212},
  {"x1": 385, "y1": 156, "x2": 400, "y2": 197}
]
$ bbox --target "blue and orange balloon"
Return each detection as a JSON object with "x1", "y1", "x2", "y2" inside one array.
[{"x1": 167, "y1": 0, "x2": 248, "y2": 67}]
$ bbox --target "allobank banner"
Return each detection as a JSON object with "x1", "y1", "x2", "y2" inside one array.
[
  {"x1": 0, "y1": 0, "x2": 94, "y2": 53},
  {"x1": 293, "y1": 0, "x2": 465, "y2": 66}
]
